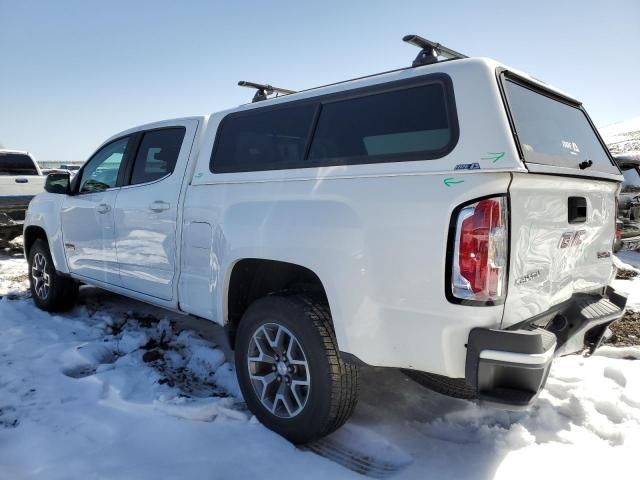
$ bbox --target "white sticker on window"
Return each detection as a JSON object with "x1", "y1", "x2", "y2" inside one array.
[{"x1": 561, "y1": 140, "x2": 581, "y2": 155}]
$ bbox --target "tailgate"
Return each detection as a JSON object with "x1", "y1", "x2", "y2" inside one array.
[
  {"x1": 503, "y1": 173, "x2": 617, "y2": 327},
  {"x1": 0, "y1": 175, "x2": 44, "y2": 196}
]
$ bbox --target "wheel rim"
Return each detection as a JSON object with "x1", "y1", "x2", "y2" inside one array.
[
  {"x1": 247, "y1": 323, "x2": 310, "y2": 418},
  {"x1": 31, "y1": 252, "x2": 51, "y2": 299}
]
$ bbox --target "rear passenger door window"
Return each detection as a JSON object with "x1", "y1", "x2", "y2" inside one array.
[
  {"x1": 130, "y1": 127, "x2": 186, "y2": 185},
  {"x1": 308, "y1": 83, "x2": 452, "y2": 164}
]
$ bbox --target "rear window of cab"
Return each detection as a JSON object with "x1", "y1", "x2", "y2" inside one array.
[
  {"x1": 0, "y1": 152, "x2": 38, "y2": 175},
  {"x1": 210, "y1": 74, "x2": 458, "y2": 173}
]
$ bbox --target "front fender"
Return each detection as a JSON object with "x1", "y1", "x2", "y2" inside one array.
[{"x1": 24, "y1": 193, "x2": 69, "y2": 273}]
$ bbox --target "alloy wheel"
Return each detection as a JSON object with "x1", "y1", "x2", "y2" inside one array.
[
  {"x1": 31, "y1": 252, "x2": 51, "y2": 299},
  {"x1": 247, "y1": 323, "x2": 310, "y2": 418}
]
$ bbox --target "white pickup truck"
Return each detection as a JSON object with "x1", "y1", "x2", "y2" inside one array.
[
  {"x1": 0, "y1": 150, "x2": 45, "y2": 247},
  {"x1": 24, "y1": 36, "x2": 627, "y2": 443}
]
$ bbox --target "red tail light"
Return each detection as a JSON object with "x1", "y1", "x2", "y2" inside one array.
[{"x1": 451, "y1": 196, "x2": 508, "y2": 303}]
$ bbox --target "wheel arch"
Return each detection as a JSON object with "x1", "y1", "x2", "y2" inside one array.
[
  {"x1": 23, "y1": 194, "x2": 69, "y2": 273},
  {"x1": 24, "y1": 225, "x2": 48, "y2": 257},
  {"x1": 224, "y1": 258, "x2": 330, "y2": 349}
]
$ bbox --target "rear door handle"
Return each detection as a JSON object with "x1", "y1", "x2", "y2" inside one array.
[
  {"x1": 96, "y1": 203, "x2": 111, "y2": 214},
  {"x1": 149, "y1": 201, "x2": 170, "y2": 213},
  {"x1": 15, "y1": 177, "x2": 28, "y2": 184}
]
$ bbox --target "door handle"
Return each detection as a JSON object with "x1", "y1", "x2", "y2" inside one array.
[
  {"x1": 96, "y1": 203, "x2": 111, "y2": 214},
  {"x1": 568, "y1": 196, "x2": 587, "y2": 224},
  {"x1": 149, "y1": 201, "x2": 170, "y2": 213},
  {"x1": 15, "y1": 177, "x2": 28, "y2": 184}
]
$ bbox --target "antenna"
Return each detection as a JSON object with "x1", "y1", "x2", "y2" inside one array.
[
  {"x1": 402, "y1": 34, "x2": 468, "y2": 67},
  {"x1": 238, "y1": 81, "x2": 297, "y2": 103}
]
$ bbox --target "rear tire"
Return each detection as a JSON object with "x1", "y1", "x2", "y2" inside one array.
[
  {"x1": 235, "y1": 294, "x2": 359, "y2": 444},
  {"x1": 28, "y1": 239, "x2": 78, "y2": 312}
]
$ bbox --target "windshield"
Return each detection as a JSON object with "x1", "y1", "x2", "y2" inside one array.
[
  {"x1": 0, "y1": 152, "x2": 38, "y2": 175},
  {"x1": 621, "y1": 166, "x2": 640, "y2": 193},
  {"x1": 504, "y1": 79, "x2": 619, "y2": 175}
]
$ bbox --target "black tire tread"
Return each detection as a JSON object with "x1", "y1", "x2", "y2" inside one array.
[
  {"x1": 402, "y1": 369, "x2": 477, "y2": 399},
  {"x1": 294, "y1": 295, "x2": 360, "y2": 437},
  {"x1": 236, "y1": 293, "x2": 360, "y2": 443}
]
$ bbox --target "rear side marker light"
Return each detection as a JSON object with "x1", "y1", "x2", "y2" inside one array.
[{"x1": 451, "y1": 196, "x2": 508, "y2": 303}]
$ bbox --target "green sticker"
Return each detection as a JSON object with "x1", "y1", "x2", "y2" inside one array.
[
  {"x1": 444, "y1": 177, "x2": 464, "y2": 187},
  {"x1": 481, "y1": 151, "x2": 505, "y2": 163},
  {"x1": 195, "y1": 172, "x2": 204, "y2": 178}
]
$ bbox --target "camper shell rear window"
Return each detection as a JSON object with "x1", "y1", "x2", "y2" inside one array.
[
  {"x1": 502, "y1": 75, "x2": 618, "y2": 176},
  {"x1": 210, "y1": 74, "x2": 458, "y2": 173}
]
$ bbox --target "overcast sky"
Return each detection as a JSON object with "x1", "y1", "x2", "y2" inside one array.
[{"x1": 1, "y1": 0, "x2": 638, "y2": 162}]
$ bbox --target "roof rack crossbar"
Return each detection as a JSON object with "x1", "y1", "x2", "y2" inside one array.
[
  {"x1": 238, "y1": 80, "x2": 297, "y2": 103},
  {"x1": 403, "y1": 34, "x2": 467, "y2": 67}
]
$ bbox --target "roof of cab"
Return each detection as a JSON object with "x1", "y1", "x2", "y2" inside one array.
[
  {"x1": 0, "y1": 149, "x2": 31, "y2": 156},
  {"x1": 102, "y1": 116, "x2": 208, "y2": 147}
]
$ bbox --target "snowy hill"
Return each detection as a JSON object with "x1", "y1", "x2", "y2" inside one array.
[{"x1": 600, "y1": 116, "x2": 640, "y2": 154}]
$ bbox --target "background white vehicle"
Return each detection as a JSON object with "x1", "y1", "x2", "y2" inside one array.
[
  {"x1": 0, "y1": 149, "x2": 44, "y2": 247},
  {"x1": 24, "y1": 36, "x2": 627, "y2": 443}
]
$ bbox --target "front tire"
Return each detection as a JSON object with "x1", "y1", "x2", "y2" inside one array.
[
  {"x1": 235, "y1": 294, "x2": 359, "y2": 444},
  {"x1": 28, "y1": 239, "x2": 78, "y2": 312}
]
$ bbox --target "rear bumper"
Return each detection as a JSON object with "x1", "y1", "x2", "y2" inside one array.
[
  {"x1": 0, "y1": 195, "x2": 33, "y2": 221},
  {"x1": 0, "y1": 194, "x2": 34, "y2": 208},
  {"x1": 465, "y1": 327, "x2": 556, "y2": 408},
  {"x1": 0, "y1": 195, "x2": 33, "y2": 227},
  {"x1": 0, "y1": 195, "x2": 33, "y2": 241},
  {"x1": 465, "y1": 287, "x2": 627, "y2": 408}
]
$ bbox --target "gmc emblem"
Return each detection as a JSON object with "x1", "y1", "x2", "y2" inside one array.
[{"x1": 559, "y1": 230, "x2": 586, "y2": 249}]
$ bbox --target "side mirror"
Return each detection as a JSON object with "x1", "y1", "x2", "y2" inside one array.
[{"x1": 44, "y1": 172, "x2": 71, "y2": 194}]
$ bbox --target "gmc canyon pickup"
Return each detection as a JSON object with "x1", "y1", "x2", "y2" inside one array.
[{"x1": 24, "y1": 36, "x2": 627, "y2": 443}]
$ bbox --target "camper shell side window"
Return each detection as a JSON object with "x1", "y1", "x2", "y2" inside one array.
[{"x1": 210, "y1": 73, "x2": 459, "y2": 173}]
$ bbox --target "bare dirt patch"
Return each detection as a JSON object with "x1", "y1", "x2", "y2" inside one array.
[
  {"x1": 607, "y1": 310, "x2": 640, "y2": 347},
  {"x1": 616, "y1": 268, "x2": 639, "y2": 280}
]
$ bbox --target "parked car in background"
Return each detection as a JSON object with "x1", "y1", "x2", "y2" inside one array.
[
  {"x1": 59, "y1": 164, "x2": 81, "y2": 171},
  {"x1": 0, "y1": 150, "x2": 45, "y2": 247},
  {"x1": 41, "y1": 168, "x2": 69, "y2": 176},
  {"x1": 613, "y1": 152, "x2": 640, "y2": 251},
  {"x1": 23, "y1": 35, "x2": 627, "y2": 443},
  {"x1": 59, "y1": 164, "x2": 81, "y2": 175},
  {"x1": 41, "y1": 167, "x2": 80, "y2": 178}
]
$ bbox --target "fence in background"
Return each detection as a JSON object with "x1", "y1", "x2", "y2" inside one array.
[{"x1": 38, "y1": 160, "x2": 84, "y2": 169}]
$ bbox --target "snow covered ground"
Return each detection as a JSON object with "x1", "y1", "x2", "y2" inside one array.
[
  {"x1": 600, "y1": 116, "x2": 640, "y2": 154},
  {"x1": 1, "y1": 249, "x2": 639, "y2": 479}
]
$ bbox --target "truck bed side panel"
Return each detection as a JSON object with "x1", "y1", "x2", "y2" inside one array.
[{"x1": 182, "y1": 172, "x2": 511, "y2": 378}]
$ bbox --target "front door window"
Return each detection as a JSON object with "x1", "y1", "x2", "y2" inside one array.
[{"x1": 78, "y1": 138, "x2": 128, "y2": 193}]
